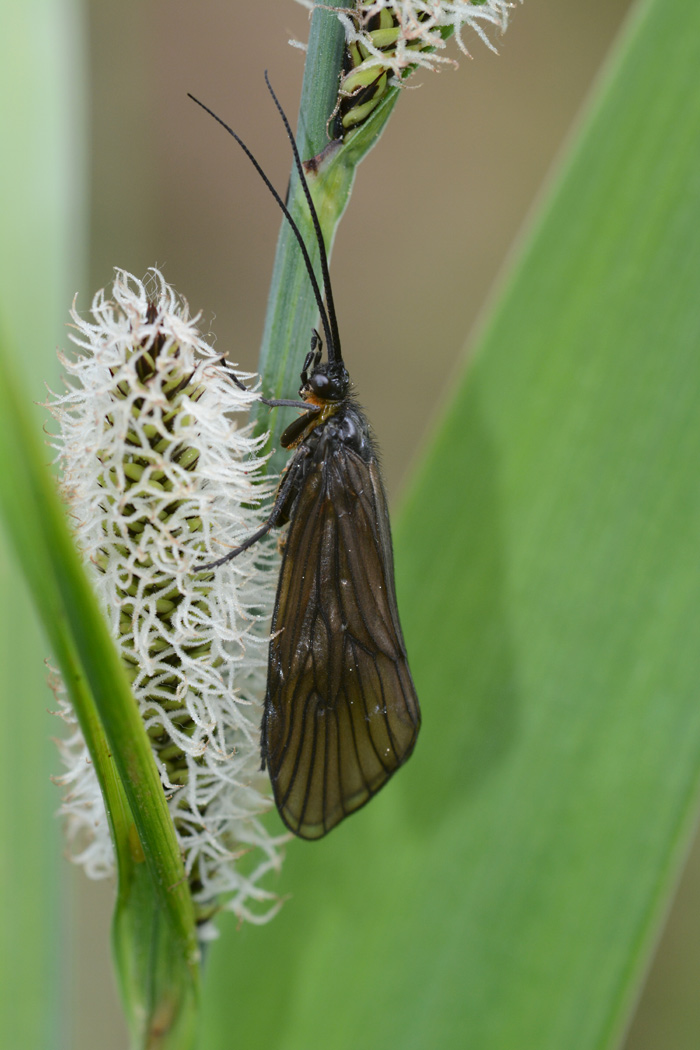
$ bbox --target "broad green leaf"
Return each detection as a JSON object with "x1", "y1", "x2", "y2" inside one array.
[{"x1": 200, "y1": 1, "x2": 700, "y2": 1048}]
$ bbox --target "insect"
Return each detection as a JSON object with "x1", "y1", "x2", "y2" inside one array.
[{"x1": 189, "y1": 76, "x2": 420, "y2": 839}]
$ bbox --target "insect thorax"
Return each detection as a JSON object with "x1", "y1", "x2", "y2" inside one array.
[{"x1": 306, "y1": 400, "x2": 373, "y2": 464}]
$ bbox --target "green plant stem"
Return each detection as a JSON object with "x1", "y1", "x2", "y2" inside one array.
[
  {"x1": 254, "y1": 2, "x2": 349, "y2": 466},
  {"x1": 255, "y1": 1, "x2": 401, "y2": 472}
]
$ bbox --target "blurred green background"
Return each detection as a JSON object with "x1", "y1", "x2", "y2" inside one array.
[{"x1": 4, "y1": 0, "x2": 700, "y2": 1046}]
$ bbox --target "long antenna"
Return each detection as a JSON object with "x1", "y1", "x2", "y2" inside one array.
[
  {"x1": 187, "y1": 90, "x2": 336, "y2": 362},
  {"x1": 263, "y1": 71, "x2": 342, "y2": 365}
]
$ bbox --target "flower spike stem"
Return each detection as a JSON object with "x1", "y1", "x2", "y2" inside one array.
[{"x1": 255, "y1": 1, "x2": 402, "y2": 470}]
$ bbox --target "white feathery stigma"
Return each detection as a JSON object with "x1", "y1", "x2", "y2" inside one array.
[
  {"x1": 295, "y1": 1, "x2": 517, "y2": 73},
  {"x1": 49, "y1": 268, "x2": 285, "y2": 927}
]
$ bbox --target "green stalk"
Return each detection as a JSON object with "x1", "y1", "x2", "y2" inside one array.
[{"x1": 255, "y1": 1, "x2": 401, "y2": 470}]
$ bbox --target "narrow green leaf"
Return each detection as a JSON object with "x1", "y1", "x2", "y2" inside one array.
[
  {"x1": 200, "y1": 1, "x2": 700, "y2": 1047},
  {"x1": 0, "y1": 4, "x2": 86, "y2": 1048},
  {"x1": 113, "y1": 868, "x2": 198, "y2": 1050},
  {"x1": 0, "y1": 337, "x2": 200, "y2": 1040}
]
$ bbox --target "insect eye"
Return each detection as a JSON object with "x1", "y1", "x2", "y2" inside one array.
[
  {"x1": 303, "y1": 363, "x2": 349, "y2": 402},
  {"x1": 309, "y1": 373, "x2": 332, "y2": 398}
]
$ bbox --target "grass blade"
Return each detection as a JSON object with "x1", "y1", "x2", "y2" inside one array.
[{"x1": 0, "y1": 4, "x2": 86, "y2": 1047}]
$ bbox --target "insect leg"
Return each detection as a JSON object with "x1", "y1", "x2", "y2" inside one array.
[
  {"x1": 216, "y1": 356, "x2": 309, "y2": 410},
  {"x1": 197, "y1": 451, "x2": 304, "y2": 571},
  {"x1": 261, "y1": 397, "x2": 312, "y2": 410}
]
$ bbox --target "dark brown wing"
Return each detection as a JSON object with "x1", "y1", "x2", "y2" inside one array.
[{"x1": 262, "y1": 445, "x2": 420, "y2": 839}]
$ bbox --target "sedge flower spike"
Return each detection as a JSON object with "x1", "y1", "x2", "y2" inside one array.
[
  {"x1": 296, "y1": 1, "x2": 516, "y2": 74},
  {"x1": 294, "y1": 1, "x2": 519, "y2": 133},
  {"x1": 49, "y1": 268, "x2": 285, "y2": 927}
]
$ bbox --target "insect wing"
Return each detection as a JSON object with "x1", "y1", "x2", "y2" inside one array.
[{"x1": 263, "y1": 447, "x2": 420, "y2": 839}]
